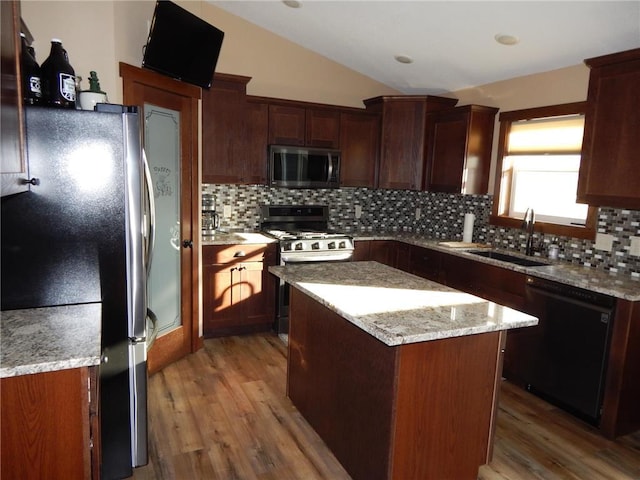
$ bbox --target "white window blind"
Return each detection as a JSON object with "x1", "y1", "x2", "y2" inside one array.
[{"x1": 501, "y1": 114, "x2": 588, "y2": 226}]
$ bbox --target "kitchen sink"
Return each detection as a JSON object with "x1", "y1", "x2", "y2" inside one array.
[{"x1": 468, "y1": 250, "x2": 549, "y2": 267}]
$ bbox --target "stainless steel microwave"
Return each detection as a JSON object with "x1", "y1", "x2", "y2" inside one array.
[{"x1": 269, "y1": 145, "x2": 340, "y2": 188}]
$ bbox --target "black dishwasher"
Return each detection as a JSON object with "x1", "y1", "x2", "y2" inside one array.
[{"x1": 523, "y1": 276, "x2": 616, "y2": 426}]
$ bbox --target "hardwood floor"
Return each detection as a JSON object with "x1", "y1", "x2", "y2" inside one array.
[{"x1": 133, "y1": 333, "x2": 640, "y2": 480}]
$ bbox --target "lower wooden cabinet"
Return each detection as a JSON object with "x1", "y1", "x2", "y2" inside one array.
[
  {"x1": 408, "y1": 245, "x2": 446, "y2": 283},
  {"x1": 441, "y1": 254, "x2": 528, "y2": 312},
  {"x1": 358, "y1": 240, "x2": 411, "y2": 271},
  {"x1": 354, "y1": 239, "x2": 640, "y2": 438},
  {"x1": 203, "y1": 244, "x2": 276, "y2": 337},
  {"x1": 1, "y1": 366, "x2": 99, "y2": 480}
]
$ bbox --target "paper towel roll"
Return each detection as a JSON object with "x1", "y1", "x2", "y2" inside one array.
[{"x1": 463, "y1": 213, "x2": 475, "y2": 243}]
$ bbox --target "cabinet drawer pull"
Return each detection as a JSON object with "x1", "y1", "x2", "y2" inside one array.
[{"x1": 234, "y1": 251, "x2": 246, "y2": 257}]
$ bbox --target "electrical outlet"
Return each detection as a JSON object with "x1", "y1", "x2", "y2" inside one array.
[
  {"x1": 594, "y1": 233, "x2": 614, "y2": 252},
  {"x1": 630, "y1": 236, "x2": 640, "y2": 256},
  {"x1": 223, "y1": 205, "x2": 232, "y2": 218},
  {"x1": 355, "y1": 205, "x2": 362, "y2": 219},
  {"x1": 415, "y1": 208, "x2": 421, "y2": 220}
]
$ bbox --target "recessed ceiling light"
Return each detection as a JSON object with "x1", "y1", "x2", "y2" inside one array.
[
  {"x1": 495, "y1": 34, "x2": 519, "y2": 46},
  {"x1": 283, "y1": 0, "x2": 301, "y2": 8},
  {"x1": 395, "y1": 55, "x2": 414, "y2": 64}
]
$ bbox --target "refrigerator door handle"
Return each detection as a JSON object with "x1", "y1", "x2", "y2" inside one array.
[
  {"x1": 142, "y1": 149, "x2": 156, "y2": 275},
  {"x1": 129, "y1": 340, "x2": 148, "y2": 468}
]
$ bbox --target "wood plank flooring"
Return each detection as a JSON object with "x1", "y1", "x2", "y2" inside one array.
[{"x1": 133, "y1": 333, "x2": 640, "y2": 480}]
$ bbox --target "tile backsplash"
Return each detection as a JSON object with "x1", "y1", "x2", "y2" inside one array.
[{"x1": 202, "y1": 184, "x2": 640, "y2": 278}]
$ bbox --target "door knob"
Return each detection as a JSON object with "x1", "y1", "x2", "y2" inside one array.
[
  {"x1": 22, "y1": 177, "x2": 40, "y2": 186},
  {"x1": 182, "y1": 239, "x2": 193, "y2": 248}
]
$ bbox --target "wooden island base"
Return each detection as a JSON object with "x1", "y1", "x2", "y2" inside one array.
[{"x1": 287, "y1": 288, "x2": 505, "y2": 480}]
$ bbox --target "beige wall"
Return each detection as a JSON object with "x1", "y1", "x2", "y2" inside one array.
[
  {"x1": 21, "y1": 1, "x2": 398, "y2": 108},
  {"x1": 22, "y1": 1, "x2": 119, "y2": 103},
  {"x1": 448, "y1": 64, "x2": 590, "y2": 192},
  {"x1": 21, "y1": 1, "x2": 591, "y2": 193},
  {"x1": 198, "y1": 3, "x2": 400, "y2": 106}
]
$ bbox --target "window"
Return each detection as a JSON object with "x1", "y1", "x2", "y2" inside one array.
[{"x1": 491, "y1": 102, "x2": 596, "y2": 240}]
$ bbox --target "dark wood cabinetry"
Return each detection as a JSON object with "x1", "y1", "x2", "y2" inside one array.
[
  {"x1": 441, "y1": 254, "x2": 529, "y2": 312},
  {"x1": 368, "y1": 240, "x2": 397, "y2": 266},
  {"x1": 1, "y1": 366, "x2": 99, "y2": 479},
  {"x1": 289, "y1": 287, "x2": 504, "y2": 480},
  {"x1": 577, "y1": 48, "x2": 640, "y2": 209},
  {"x1": 202, "y1": 243, "x2": 276, "y2": 337},
  {"x1": 358, "y1": 239, "x2": 412, "y2": 271},
  {"x1": 202, "y1": 74, "x2": 268, "y2": 184},
  {"x1": 306, "y1": 108, "x2": 341, "y2": 148},
  {"x1": 425, "y1": 105, "x2": 498, "y2": 194},
  {"x1": 268, "y1": 102, "x2": 340, "y2": 148},
  {"x1": 339, "y1": 111, "x2": 380, "y2": 187},
  {"x1": 268, "y1": 104, "x2": 305, "y2": 146},
  {"x1": 408, "y1": 245, "x2": 447, "y2": 284},
  {"x1": 364, "y1": 95, "x2": 458, "y2": 190}
]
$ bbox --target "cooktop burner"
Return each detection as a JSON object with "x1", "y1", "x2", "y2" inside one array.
[
  {"x1": 264, "y1": 229, "x2": 349, "y2": 241},
  {"x1": 260, "y1": 204, "x2": 354, "y2": 262}
]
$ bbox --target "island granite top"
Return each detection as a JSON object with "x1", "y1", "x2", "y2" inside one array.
[
  {"x1": 270, "y1": 261, "x2": 538, "y2": 346},
  {"x1": 1, "y1": 303, "x2": 101, "y2": 378}
]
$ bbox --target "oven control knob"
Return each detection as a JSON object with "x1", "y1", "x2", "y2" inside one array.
[
  {"x1": 339, "y1": 241, "x2": 346, "y2": 249},
  {"x1": 311, "y1": 242, "x2": 320, "y2": 250},
  {"x1": 282, "y1": 242, "x2": 292, "y2": 251},
  {"x1": 328, "y1": 241, "x2": 336, "y2": 249},
  {"x1": 295, "y1": 242, "x2": 304, "y2": 251}
]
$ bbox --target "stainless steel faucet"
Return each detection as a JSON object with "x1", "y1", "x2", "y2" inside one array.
[{"x1": 522, "y1": 208, "x2": 535, "y2": 256}]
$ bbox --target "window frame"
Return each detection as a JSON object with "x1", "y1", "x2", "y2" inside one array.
[{"x1": 490, "y1": 102, "x2": 597, "y2": 240}]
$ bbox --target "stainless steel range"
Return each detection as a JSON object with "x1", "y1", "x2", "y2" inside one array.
[{"x1": 260, "y1": 205, "x2": 354, "y2": 333}]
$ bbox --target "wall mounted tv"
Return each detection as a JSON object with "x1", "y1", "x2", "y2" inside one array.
[{"x1": 142, "y1": 0, "x2": 224, "y2": 89}]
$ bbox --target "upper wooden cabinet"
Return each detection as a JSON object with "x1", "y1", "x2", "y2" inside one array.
[
  {"x1": 268, "y1": 104, "x2": 305, "y2": 146},
  {"x1": 365, "y1": 95, "x2": 458, "y2": 190},
  {"x1": 202, "y1": 73, "x2": 268, "y2": 184},
  {"x1": 577, "y1": 48, "x2": 640, "y2": 209},
  {"x1": 424, "y1": 105, "x2": 498, "y2": 194},
  {"x1": 339, "y1": 110, "x2": 380, "y2": 187},
  {"x1": 268, "y1": 103, "x2": 340, "y2": 148}
]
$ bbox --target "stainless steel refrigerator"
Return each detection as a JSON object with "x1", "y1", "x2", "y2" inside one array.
[{"x1": 1, "y1": 105, "x2": 155, "y2": 479}]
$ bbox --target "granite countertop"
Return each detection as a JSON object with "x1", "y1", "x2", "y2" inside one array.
[
  {"x1": 202, "y1": 231, "x2": 276, "y2": 246},
  {"x1": 270, "y1": 261, "x2": 538, "y2": 346},
  {"x1": 0, "y1": 303, "x2": 102, "y2": 378},
  {"x1": 353, "y1": 233, "x2": 640, "y2": 301},
  {"x1": 202, "y1": 229, "x2": 639, "y2": 300}
]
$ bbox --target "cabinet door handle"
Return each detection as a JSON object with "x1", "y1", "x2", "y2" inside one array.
[{"x1": 182, "y1": 240, "x2": 193, "y2": 249}]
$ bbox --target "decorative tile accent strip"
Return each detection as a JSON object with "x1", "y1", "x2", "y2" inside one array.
[{"x1": 202, "y1": 184, "x2": 640, "y2": 278}]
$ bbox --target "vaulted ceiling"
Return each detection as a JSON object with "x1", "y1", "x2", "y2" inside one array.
[{"x1": 210, "y1": 1, "x2": 640, "y2": 94}]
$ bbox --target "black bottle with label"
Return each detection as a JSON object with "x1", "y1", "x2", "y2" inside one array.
[
  {"x1": 20, "y1": 33, "x2": 42, "y2": 105},
  {"x1": 40, "y1": 38, "x2": 76, "y2": 108}
]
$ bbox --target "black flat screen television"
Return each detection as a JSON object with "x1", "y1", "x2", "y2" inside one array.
[{"x1": 142, "y1": 1, "x2": 224, "y2": 89}]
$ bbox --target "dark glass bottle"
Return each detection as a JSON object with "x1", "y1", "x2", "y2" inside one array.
[
  {"x1": 40, "y1": 38, "x2": 76, "y2": 108},
  {"x1": 20, "y1": 33, "x2": 42, "y2": 105}
]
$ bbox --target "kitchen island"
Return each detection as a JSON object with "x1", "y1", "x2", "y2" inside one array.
[{"x1": 270, "y1": 261, "x2": 538, "y2": 480}]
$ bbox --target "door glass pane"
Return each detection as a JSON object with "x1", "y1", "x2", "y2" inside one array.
[{"x1": 144, "y1": 103, "x2": 181, "y2": 335}]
